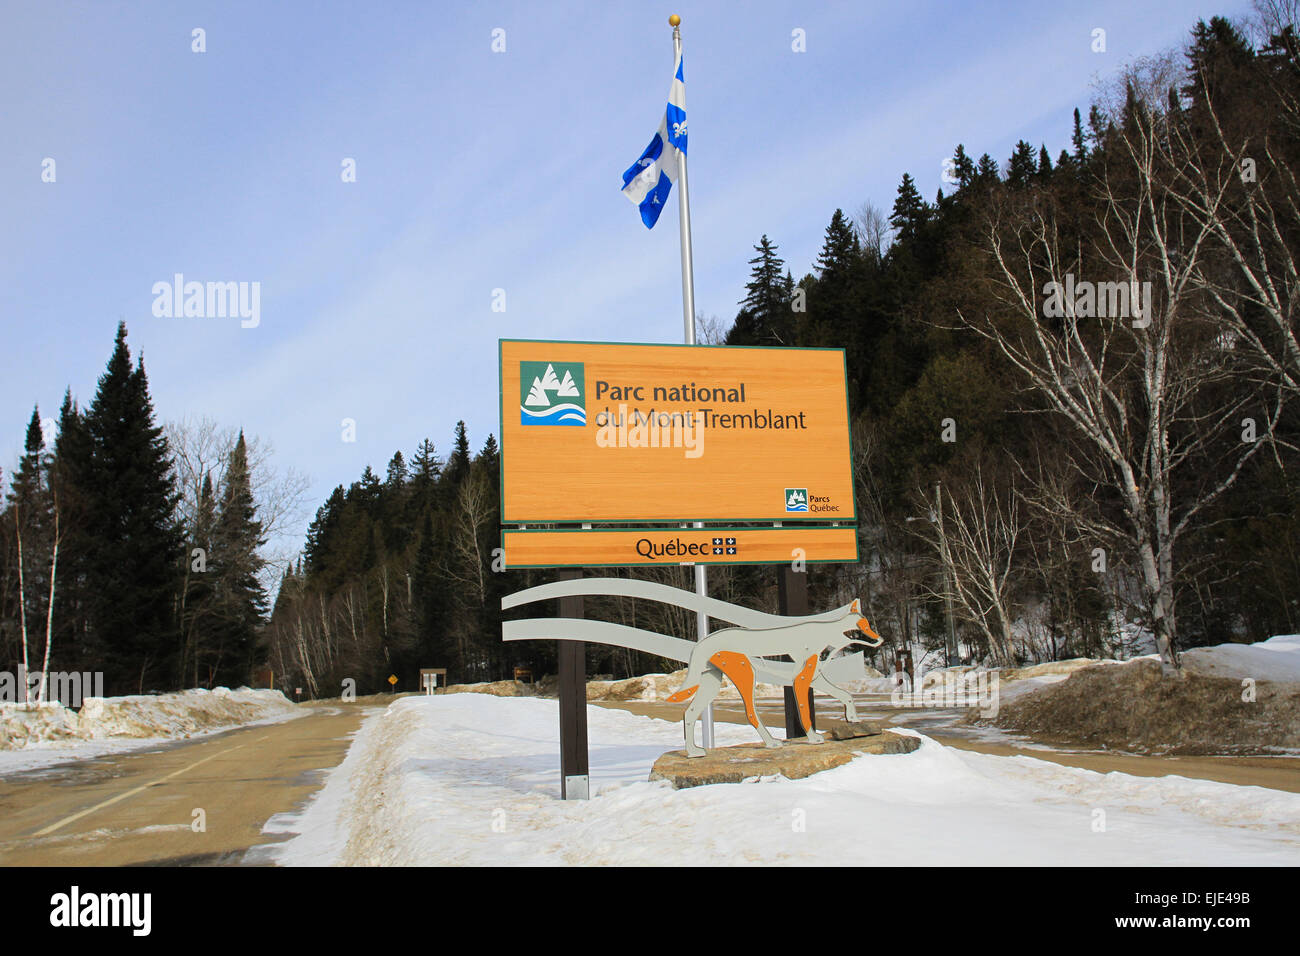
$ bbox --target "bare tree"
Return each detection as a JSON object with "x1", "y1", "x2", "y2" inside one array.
[
  {"x1": 695, "y1": 312, "x2": 728, "y2": 345},
  {"x1": 1160, "y1": 63, "x2": 1300, "y2": 403},
  {"x1": 910, "y1": 464, "x2": 1025, "y2": 667},
  {"x1": 10, "y1": 504, "x2": 30, "y2": 704},
  {"x1": 166, "y1": 417, "x2": 311, "y2": 589},
  {"x1": 854, "y1": 201, "x2": 891, "y2": 262},
  {"x1": 958, "y1": 88, "x2": 1287, "y2": 671},
  {"x1": 34, "y1": 490, "x2": 61, "y2": 704}
]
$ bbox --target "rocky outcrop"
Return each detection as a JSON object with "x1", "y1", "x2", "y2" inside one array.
[{"x1": 648, "y1": 730, "x2": 919, "y2": 789}]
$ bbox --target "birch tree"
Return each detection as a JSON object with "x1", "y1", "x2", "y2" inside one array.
[
  {"x1": 911, "y1": 464, "x2": 1025, "y2": 667},
  {"x1": 958, "y1": 83, "x2": 1287, "y2": 670}
]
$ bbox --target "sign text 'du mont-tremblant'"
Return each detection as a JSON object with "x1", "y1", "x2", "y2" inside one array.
[{"x1": 499, "y1": 340, "x2": 855, "y2": 524}]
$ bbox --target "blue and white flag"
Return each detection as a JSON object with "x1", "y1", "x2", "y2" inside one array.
[{"x1": 621, "y1": 50, "x2": 687, "y2": 229}]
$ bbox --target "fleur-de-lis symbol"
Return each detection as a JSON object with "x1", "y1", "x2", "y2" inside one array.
[{"x1": 672, "y1": 121, "x2": 687, "y2": 139}]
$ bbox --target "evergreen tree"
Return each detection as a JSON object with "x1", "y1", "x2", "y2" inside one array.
[
  {"x1": 815, "y1": 209, "x2": 859, "y2": 281},
  {"x1": 81, "y1": 323, "x2": 182, "y2": 693},
  {"x1": 1071, "y1": 107, "x2": 1088, "y2": 163},
  {"x1": 443, "y1": 422, "x2": 472, "y2": 490},
  {"x1": 6, "y1": 407, "x2": 51, "y2": 689},
  {"x1": 1037, "y1": 144, "x2": 1053, "y2": 178},
  {"x1": 209, "y1": 431, "x2": 267, "y2": 684},
  {"x1": 385, "y1": 451, "x2": 408, "y2": 489},
  {"x1": 889, "y1": 174, "x2": 927, "y2": 242},
  {"x1": 48, "y1": 389, "x2": 91, "y2": 673},
  {"x1": 409, "y1": 439, "x2": 442, "y2": 515},
  {"x1": 1006, "y1": 140, "x2": 1037, "y2": 186},
  {"x1": 951, "y1": 144, "x2": 976, "y2": 189},
  {"x1": 1183, "y1": 17, "x2": 1256, "y2": 109},
  {"x1": 727, "y1": 236, "x2": 793, "y2": 346}
]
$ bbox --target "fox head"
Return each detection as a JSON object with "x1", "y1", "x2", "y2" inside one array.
[{"x1": 828, "y1": 598, "x2": 884, "y2": 652}]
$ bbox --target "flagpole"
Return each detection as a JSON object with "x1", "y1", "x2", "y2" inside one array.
[{"x1": 670, "y1": 14, "x2": 714, "y2": 751}]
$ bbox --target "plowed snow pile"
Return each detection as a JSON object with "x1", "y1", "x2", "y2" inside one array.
[
  {"x1": 0, "y1": 687, "x2": 297, "y2": 751},
  {"x1": 978, "y1": 635, "x2": 1300, "y2": 754}
]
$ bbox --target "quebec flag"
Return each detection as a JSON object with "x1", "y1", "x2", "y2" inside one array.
[{"x1": 621, "y1": 50, "x2": 687, "y2": 229}]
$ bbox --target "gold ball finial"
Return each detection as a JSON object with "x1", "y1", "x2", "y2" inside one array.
[{"x1": 669, "y1": 14, "x2": 681, "y2": 26}]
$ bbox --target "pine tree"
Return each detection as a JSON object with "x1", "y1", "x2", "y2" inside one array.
[
  {"x1": 81, "y1": 322, "x2": 183, "y2": 693},
  {"x1": 952, "y1": 144, "x2": 976, "y2": 189},
  {"x1": 412, "y1": 511, "x2": 456, "y2": 673},
  {"x1": 6, "y1": 407, "x2": 50, "y2": 697},
  {"x1": 1183, "y1": 17, "x2": 1256, "y2": 109},
  {"x1": 304, "y1": 485, "x2": 345, "y2": 581},
  {"x1": 443, "y1": 422, "x2": 471, "y2": 491},
  {"x1": 385, "y1": 451, "x2": 408, "y2": 489},
  {"x1": 740, "y1": 235, "x2": 786, "y2": 311},
  {"x1": 1037, "y1": 144, "x2": 1053, "y2": 178},
  {"x1": 409, "y1": 439, "x2": 441, "y2": 515},
  {"x1": 976, "y1": 153, "x2": 1000, "y2": 182},
  {"x1": 1087, "y1": 105, "x2": 1107, "y2": 149},
  {"x1": 889, "y1": 174, "x2": 927, "y2": 242},
  {"x1": 816, "y1": 209, "x2": 859, "y2": 282},
  {"x1": 1006, "y1": 140, "x2": 1037, "y2": 187},
  {"x1": 209, "y1": 432, "x2": 267, "y2": 685},
  {"x1": 732, "y1": 235, "x2": 791, "y2": 346},
  {"x1": 1071, "y1": 107, "x2": 1088, "y2": 163},
  {"x1": 48, "y1": 389, "x2": 91, "y2": 674}
]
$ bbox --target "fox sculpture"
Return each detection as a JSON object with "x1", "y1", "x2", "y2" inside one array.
[{"x1": 668, "y1": 598, "x2": 883, "y2": 757}]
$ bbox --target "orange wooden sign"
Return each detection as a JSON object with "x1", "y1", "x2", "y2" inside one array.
[
  {"x1": 499, "y1": 340, "x2": 855, "y2": 523},
  {"x1": 502, "y1": 526, "x2": 859, "y2": 569}
]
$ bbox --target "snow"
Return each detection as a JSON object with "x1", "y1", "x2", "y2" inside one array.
[
  {"x1": 1179, "y1": 634, "x2": 1300, "y2": 681},
  {"x1": 0, "y1": 687, "x2": 301, "y2": 774},
  {"x1": 266, "y1": 694, "x2": 1300, "y2": 866}
]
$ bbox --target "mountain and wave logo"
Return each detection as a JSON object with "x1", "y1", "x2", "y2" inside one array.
[
  {"x1": 785, "y1": 488, "x2": 808, "y2": 512},
  {"x1": 520, "y1": 361, "x2": 586, "y2": 426}
]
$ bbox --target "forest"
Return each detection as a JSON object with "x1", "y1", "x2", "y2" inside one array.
[{"x1": 3, "y1": 14, "x2": 1298, "y2": 698}]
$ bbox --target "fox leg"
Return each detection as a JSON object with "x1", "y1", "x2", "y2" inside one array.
[
  {"x1": 682, "y1": 667, "x2": 722, "y2": 758},
  {"x1": 793, "y1": 655, "x2": 825, "y2": 744},
  {"x1": 812, "y1": 672, "x2": 858, "y2": 722},
  {"x1": 710, "y1": 651, "x2": 780, "y2": 749}
]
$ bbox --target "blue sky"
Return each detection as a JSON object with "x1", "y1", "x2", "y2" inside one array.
[{"x1": 0, "y1": 0, "x2": 1253, "y2": 549}]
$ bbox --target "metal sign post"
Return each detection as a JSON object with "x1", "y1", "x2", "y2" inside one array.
[{"x1": 670, "y1": 16, "x2": 713, "y2": 750}]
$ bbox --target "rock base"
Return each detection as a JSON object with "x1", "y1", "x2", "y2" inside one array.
[{"x1": 648, "y1": 730, "x2": 920, "y2": 789}]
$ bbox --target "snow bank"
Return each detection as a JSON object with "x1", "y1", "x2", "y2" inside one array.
[
  {"x1": 268, "y1": 694, "x2": 1300, "y2": 866},
  {"x1": 1179, "y1": 634, "x2": 1300, "y2": 681},
  {"x1": 0, "y1": 687, "x2": 297, "y2": 752}
]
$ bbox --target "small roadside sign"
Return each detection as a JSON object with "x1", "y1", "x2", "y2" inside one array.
[{"x1": 388, "y1": 675, "x2": 398, "y2": 688}]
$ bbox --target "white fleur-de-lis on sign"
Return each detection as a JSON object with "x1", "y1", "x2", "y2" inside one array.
[{"x1": 672, "y1": 121, "x2": 687, "y2": 139}]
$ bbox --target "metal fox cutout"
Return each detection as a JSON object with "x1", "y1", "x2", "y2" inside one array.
[{"x1": 667, "y1": 598, "x2": 883, "y2": 757}]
